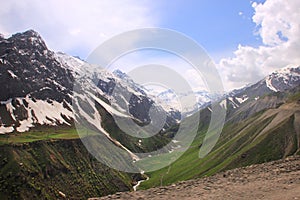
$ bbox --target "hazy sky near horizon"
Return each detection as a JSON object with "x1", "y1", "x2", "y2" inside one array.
[{"x1": 1, "y1": 0, "x2": 300, "y2": 91}]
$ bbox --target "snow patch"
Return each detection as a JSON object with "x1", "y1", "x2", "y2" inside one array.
[
  {"x1": 235, "y1": 96, "x2": 248, "y2": 104},
  {"x1": 46, "y1": 78, "x2": 67, "y2": 91},
  {"x1": 265, "y1": 78, "x2": 278, "y2": 92},
  {"x1": 16, "y1": 118, "x2": 34, "y2": 132},
  {"x1": 18, "y1": 49, "x2": 27, "y2": 56},
  {"x1": 6, "y1": 101, "x2": 16, "y2": 121},
  {"x1": 7, "y1": 70, "x2": 18, "y2": 79},
  {"x1": 88, "y1": 92, "x2": 130, "y2": 118},
  {"x1": 220, "y1": 99, "x2": 227, "y2": 110},
  {"x1": 0, "y1": 96, "x2": 75, "y2": 133},
  {"x1": 0, "y1": 126, "x2": 14, "y2": 134},
  {"x1": 26, "y1": 98, "x2": 73, "y2": 126},
  {"x1": 228, "y1": 97, "x2": 239, "y2": 108},
  {"x1": 0, "y1": 98, "x2": 12, "y2": 105}
]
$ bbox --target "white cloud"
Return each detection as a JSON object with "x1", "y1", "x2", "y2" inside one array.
[
  {"x1": 218, "y1": 0, "x2": 300, "y2": 90},
  {"x1": 0, "y1": 0, "x2": 158, "y2": 57}
]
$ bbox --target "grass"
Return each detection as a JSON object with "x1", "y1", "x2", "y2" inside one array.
[
  {"x1": 139, "y1": 99, "x2": 300, "y2": 190},
  {"x1": 138, "y1": 129, "x2": 207, "y2": 189},
  {"x1": 287, "y1": 91, "x2": 300, "y2": 102},
  {"x1": 0, "y1": 137, "x2": 134, "y2": 199},
  {"x1": 0, "y1": 127, "x2": 80, "y2": 145}
]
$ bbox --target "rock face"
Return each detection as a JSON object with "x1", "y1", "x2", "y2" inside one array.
[
  {"x1": 95, "y1": 156, "x2": 300, "y2": 200},
  {"x1": 0, "y1": 30, "x2": 75, "y2": 133},
  {"x1": 0, "y1": 30, "x2": 74, "y2": 102}
]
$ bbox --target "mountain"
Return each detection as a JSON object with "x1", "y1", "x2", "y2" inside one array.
[
  {"x1": 0, "y1": 30, "x2": 74, "y2": 133},
  {"x1": 154, "y1": 89, "x2": 216, "y2": 112},
  {"x1": 0, "y1": 30, "x2": 176, "y2": 133},
  {"x1": 0, "y1": 30, "x2": 181, "y2": 154},
  {"x1": 265, "y1": 66, "x2": 300, "y2": 92},
  {"x1": 0, "y1": 30, "x2": 179, "y2": 199},
  {"x1": 156, "y1": 89, "x2": 213, "y2": 111},
  {"x1": 112, "y1": 69, "x2": 181, "y2": 123},
  {"x1": 223, "y1": 66, "x2": 300, "y2": 121}
]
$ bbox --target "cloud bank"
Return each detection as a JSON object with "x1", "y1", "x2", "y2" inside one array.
[{"x1": 218, "y1": 0, "x2": 300, "y2": 90}]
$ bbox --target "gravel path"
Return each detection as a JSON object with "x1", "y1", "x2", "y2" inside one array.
[{"x1": 92, "y1": 156, "x2": 300, "y2": 200}]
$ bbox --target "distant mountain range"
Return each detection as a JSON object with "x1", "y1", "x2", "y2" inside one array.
[
  {"x1": 152, "y1": 65, "x2": 300, "y2": 117},
  {"x1": 226, "y1": 66, "x2": 300, "y2": 108}
]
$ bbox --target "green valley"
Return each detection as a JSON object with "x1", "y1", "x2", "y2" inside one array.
[{"x1": 139, "y1": 91, "x2": 300, "y2": 189}]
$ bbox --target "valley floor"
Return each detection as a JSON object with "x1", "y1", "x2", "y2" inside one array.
[{"x1": 94, "y1": 155, "x2": 300, "y2": 200}]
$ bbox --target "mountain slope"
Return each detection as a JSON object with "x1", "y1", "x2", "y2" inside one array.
[
  {"x1": 139, "y1": 82, "x2": 300, "y2": 189},
  {"x1": 0, "y1": 137, "x2": 133, "y2": 199}
]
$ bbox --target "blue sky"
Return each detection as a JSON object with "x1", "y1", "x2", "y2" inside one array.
[
  {"x1": 154, "y1": 0, "x2": 265, "y2": 60},
  {"x1": 1, "y1": 0, "x2": 299, "y2": 90}
]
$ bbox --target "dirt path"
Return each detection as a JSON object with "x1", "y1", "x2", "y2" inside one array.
[{"x1": 93, "y1": 156, "x2": 300, "y2": 200}]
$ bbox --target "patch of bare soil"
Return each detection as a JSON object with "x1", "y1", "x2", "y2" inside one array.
[{"x1": 93, "y1": 156, "x2": 300, "y2": 200}]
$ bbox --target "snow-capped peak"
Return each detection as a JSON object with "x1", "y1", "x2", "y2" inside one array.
[{"x1": 265, "y1": 66, "x2": 300, "y2": 92}]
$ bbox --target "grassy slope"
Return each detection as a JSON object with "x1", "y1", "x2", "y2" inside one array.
[
  {"x1": 139, "y1": 95, "x2": 300, "y2": 189},
  {"x1": 0, "y1": 126, "x2": 80, "y2": 145},
  {"x1": 0, "y1": 138, "x2": 133, "y2": 200}
]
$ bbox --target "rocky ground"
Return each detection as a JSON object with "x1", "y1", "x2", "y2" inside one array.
[{"x1": 92, "y1": 156, "x2": 300, "y2": 200}]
